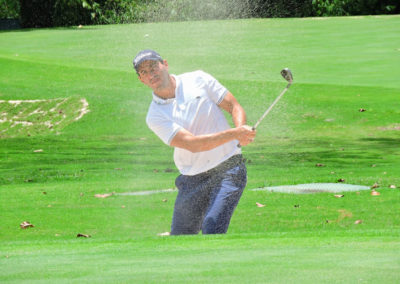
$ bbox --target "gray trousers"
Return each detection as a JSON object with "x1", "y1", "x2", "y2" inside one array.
[{"x1": 171, "y1": 155, "x2": 247, "y2": 235}]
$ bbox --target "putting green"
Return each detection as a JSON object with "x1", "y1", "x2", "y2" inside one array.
[{"x1": 251, "y1": 183, "x2": 371, "y2": 194}]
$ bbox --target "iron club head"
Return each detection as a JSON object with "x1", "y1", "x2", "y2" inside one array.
[
  {"x1": 250, "y1": 67, "x2": 294, "y2": 131},
  {"x1": 280, "y1": 68, "x2": 293, "y2": 84}
]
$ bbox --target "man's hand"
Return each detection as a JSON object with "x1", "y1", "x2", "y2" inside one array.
[{"x1": 235, "y1": 125, "x2": 256, "y2": 146}]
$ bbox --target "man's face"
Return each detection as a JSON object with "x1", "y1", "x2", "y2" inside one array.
[{"x1": 137, "y1": 60, "x2": 169, "y2": 91}]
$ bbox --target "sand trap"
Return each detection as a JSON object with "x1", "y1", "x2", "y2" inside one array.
[
  {"x1": 115, "y1": 183, "x2": 370, "y2": 196},
  {"x1": 116, "y1": 189, "x2": 177, "y2": 196},
  {"x1": 250, "y1": 183, "x2": 370, "y2": 194},
  {"x1": 378, "y1": 124, "x2": 400, "y2": 131}
]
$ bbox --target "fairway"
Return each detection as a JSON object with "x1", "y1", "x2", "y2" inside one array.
[{"x1": 1, "y1": 16, "x2": 400, "y2": 282}]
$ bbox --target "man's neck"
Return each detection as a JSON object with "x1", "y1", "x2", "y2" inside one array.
[{"x1": 154, "y1": 75, "x2": 176, "y2": 100}]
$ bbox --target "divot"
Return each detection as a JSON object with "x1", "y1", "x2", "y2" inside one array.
[{"x1": 0, "y1": 97, "x2": 90, "y2": 138}]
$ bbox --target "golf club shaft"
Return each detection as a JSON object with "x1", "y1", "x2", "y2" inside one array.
[{"x1": 252, "y1": 82, "x2": 291, "y2": 130}]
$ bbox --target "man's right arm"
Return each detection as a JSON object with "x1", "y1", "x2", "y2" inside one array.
[{"x1": 170, "y1": 126, "x2": 255, "y2": 153}]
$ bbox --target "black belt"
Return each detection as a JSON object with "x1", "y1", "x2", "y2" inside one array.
[{"x1": 205, "y1": 154, "x2": 244, "y2": 175}]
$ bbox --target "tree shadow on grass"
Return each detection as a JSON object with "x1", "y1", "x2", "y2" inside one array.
[
  {"x1": 360, "y1": 137, "x2": 400, "y2": 149},
  {"x1": 254, "y1": 136, "x2": 400, "y2": 169},
  {"x1": 0, "y1": 136, "x2": 176, "y2": 185}
]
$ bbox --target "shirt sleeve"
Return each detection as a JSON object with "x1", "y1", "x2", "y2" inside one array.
[
  {"x1": 146, "y1": 108, "x2": 182, "y2": 146},
  {"x1": 200, "y1": 71, "x2": 228, "y2": 105}
]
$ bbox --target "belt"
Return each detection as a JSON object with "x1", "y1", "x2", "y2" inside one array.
[{"x1": 204, "y1": 154, "x2": 244, "y2": 175}]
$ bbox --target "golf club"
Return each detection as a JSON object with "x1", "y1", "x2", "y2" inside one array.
[{"x1": 252, "y1": 68, "x2": 293, "y2": 130}]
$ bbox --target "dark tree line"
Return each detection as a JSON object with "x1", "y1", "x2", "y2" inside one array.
[{"x1": 1, "y1": 0, "x2": 399, "y2": 28}]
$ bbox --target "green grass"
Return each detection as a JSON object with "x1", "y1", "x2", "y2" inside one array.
[
  {"x1": 2, "y1": 236, "x2": 399, "y2": 283},
  {"x1": 1, "y1": 15, "x2": 400, "y2": 282}
]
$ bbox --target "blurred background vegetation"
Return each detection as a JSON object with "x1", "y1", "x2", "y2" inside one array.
[{"x1": 0, "y1": 0, "x2": 399, "y2": 28}]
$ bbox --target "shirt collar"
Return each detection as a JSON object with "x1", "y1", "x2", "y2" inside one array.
[{"x1": 152, "y1": 74, "x2": 178, "y2": 105}]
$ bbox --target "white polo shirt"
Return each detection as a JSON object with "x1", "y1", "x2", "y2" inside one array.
[{"x1": 146, "y1": 70, "x2": 241, "y2": 176}]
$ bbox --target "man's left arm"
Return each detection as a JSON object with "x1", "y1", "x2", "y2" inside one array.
[{"x1": 218, "y1": 92, "x2": 247, "y2": 127}]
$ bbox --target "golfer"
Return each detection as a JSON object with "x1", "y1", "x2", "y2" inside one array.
[{"x1": 134, "y1": 49, "x2": 256, "y2": 235}]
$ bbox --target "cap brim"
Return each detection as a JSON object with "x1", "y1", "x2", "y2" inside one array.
[{"x1": 135, "y1": 57, "x2": 161, "y2": 69}]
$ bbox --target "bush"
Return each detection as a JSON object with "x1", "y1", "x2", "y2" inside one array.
[
  {"x1": 19, "y1": 0, "x2": 55, "y2": 28},
  {"x1": 0, "y1": 0, "x2": 20, "y2": 19},
  {"x1": 347, "y1": 0, "x2": 400, "y2": 15},
  {"x1": 87, "y1": 0, "x2": 147, "y2": 24},
  {"x1": 81, "y1": 0, "x2": 311, "y2": 24},
  {"x1": 248, "y1": 0, "x2": 312, "y2": 18},
  {"x1": 311, "y1": 0, "x2": 400, "y2": 17},
  {"x1": 143, "y1": 0, "x2": 252, "y2": 22},
  {"x1": 53, "y1": 0, "x2": 92, "y2": 26},
  {"x1": 19, "y1": 0, "x2": 92, "y2": 28},
  {"x1": 16, "y1": 0, "x2": 400, "y2": 28},
  {"x1": 136, "y1": 0, "x2": 311, "y2": 23}
]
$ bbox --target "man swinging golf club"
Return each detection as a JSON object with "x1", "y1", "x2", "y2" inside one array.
[{"x1": 133, "y1": 49, "x2": 256, "y2": 235}]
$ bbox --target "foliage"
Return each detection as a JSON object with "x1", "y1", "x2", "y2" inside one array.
[
  {"x1": 85, "y1": 0, "x2": 147, "y2": 24},
  {"x1": 53, "y1": 0, "x2": 92, "y2": 26},
  {"x1": 311, "y1": 0, "x2": 400, "y2": 17},
  {"x1": 83, "y1": 0, "x2": 400, "y2": 24},
  {"x1": 0, "y1": 0, "x2": 20, "y2": 19},
  {"x1": 19, "y1": 0, "x2": 55, "y2": 27},
  {"x1": 16, "y1": 0, "x2": 313, "y2": 27},
  {"x1": 142, "y1": 0, "x2": 252, "y2": 22},
  {"x1": 95, "y1": 0, "x2": 311, "y2": 23},
  {"x1": 19, "y1": 0, "x2": 92, "y2": 28},
  {"x1": 13, "y1": 0, "x2": 400, "y2": 28},
  {"x1": 18, "y1": 0, "x2": 146, "y2": 27},
  {"x1": 247, "y1": 0, "x2": 312, "y2": 18}
]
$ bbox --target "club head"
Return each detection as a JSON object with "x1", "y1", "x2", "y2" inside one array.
[{"x1": 280, "y1": 68, "x2": 293, "y2": 84}]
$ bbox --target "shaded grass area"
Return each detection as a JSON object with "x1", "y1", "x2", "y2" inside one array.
[
  {"x1": 0, "y1": 68, "x2": 399, "y2": 187},
  {"x1": 1, "y1": 129, "x2": 398, "y2": 188},
  {"x1": 1, "y1": 135, "x2": 398, "y2": 188},
  {"x1": 0, "y1": 136, "x2": 176, "y2": 186}
]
